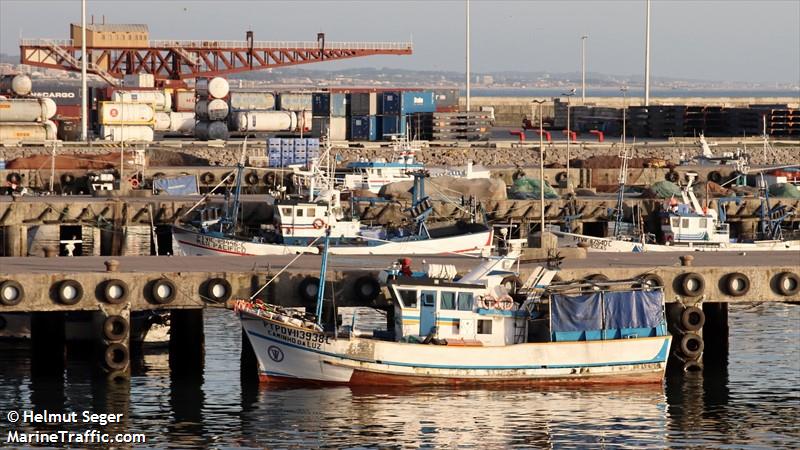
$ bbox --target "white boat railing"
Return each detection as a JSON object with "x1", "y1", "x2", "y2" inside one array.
[{"x1": 21, "y1": 39, "x2": 413, "y2": 51}]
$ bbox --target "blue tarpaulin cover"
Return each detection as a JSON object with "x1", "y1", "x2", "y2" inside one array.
[
  {"x1": 153, "y1": 175, "x2": 199, "y2": 196},
  {"x1": 551, "y1": 290, "x2": 663, "y2": 332}
]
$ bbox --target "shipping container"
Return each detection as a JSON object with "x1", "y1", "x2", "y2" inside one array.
[
  {"x1": 111, "y1": 90, "x2": 171, "y2": 111},
  {"x1": 123, "y1": 73, "x2": 155, "y2": 88},
  {"x1": 349, "y1": 93, "x2": 371, "y2": 116},
  {"x1": 312, "y1": 93, "x2": 330, "y2": 116},
  {"x1": 310, "y1": 117, "x2": 329, "y2": 138},
  {"x1": 55, "y1": 104, "x2": 81, "y2": 118},
  {"x1": 229, "y1": 91, "x2": 276, "y2": 111},
  {"x1": 29, "y1": 83, "x2": 82, "y2": 106},
  {"x1": 348, "y1": 115, "x2": 371, "y2": 141},
  {"x1": 98, "y1": 102, "x2": 155, "y2": 125},
  {"x1": 330, "y1": 93, "x2": 347, "y2": 117},
  {"x1": 381, "y1": 91, "x2": 401, "y2": 115},
  {"x1": 196, "y1": 77, "x2": 230, "y2": 99},
  {"x1": 173, "y1": 90, "x2": 196, "y2": 112},
  {"x1": 57, "y1": 119, "x2": 81, "y2": 141},
  {"x1": 433, "y1": 89, "x2": 459, "y2": 109},
  {"x1": 381, "y1": 115, "x2": 406, "y2": 137},
  {"x1": 329, "y1": 117, "x2": 347, "y2": 140},
  {"x1": 195, "y1": 98, "x2": 229, "y2": 121},
  {"x1": 278, "y1": 92, "x2": 312, "y2": 111},
  {"x1": 370, "y1": 116, "x2": 379, "y2": 141},
  {"x1": 99, "y1": 125, "x2": 154, "y2": 142},
  {"x1": 401, "y1": 91, "x2": 436, "y2": 114},
  {"x1": 0, "y1": 98, "x2": 57, "y2": 122}
]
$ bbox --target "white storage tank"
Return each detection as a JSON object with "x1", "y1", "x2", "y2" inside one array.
[
  {"x1": 111, "y1": 90, "x2": 172, "y2": 111},
  {"x1": 195, "y1": 98, "x2": 229, "y2": 120},
  {"x1": 196, "y1": 77, "x2": 229, "y2": 99},
  {"x1": 229, "y1": 91, "x2": 276, "y2": 111},
  {"x1": 99, "y1": 125, "x2": 154, "y2": 142},
  {"x1": 0, "y1": 121, "x2": 57, "y2": 142},
  {"x1": 154, "y1": 112, "x2": 171, "y2": 131},
  {"x1": 99, "y1": 102, "x2": 155, "y2": 125},
  {"x1": 232, "y1": 110, "x2": 297, "y2": 132},
  {"x1": 0, "y1": 98, "x2": 57, "y2": 122},
  {"x1": 0, "y1": 74, "x2": 33, "y2": 96},
  {"x1": 195, "y1": 120, "x2": 229, "y2": 140},
  {"x1": 297, "y1": 110, "x2": 312, "y2": 132},
  {"x1": 168, "y1": 111, "x2": 195, "y2": 133}
]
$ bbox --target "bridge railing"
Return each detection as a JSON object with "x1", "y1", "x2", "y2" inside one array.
[{"x1": 21, "y1": 39, "x2": 413, "y2": 51}]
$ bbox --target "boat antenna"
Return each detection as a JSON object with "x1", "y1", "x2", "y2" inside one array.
[
  {"x1": 229, "y1": 137, "x2": 248, "y2": 231},
  {"x1": 315, "y1": 226, "x2": 331, "y2": 326}
]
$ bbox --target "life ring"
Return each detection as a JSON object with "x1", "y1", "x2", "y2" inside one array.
[
  {"x1": 0, "y1": 280, "x2": 24, "y2": 306},
  {"x1": 666, "y1": 171, "x2": 679, "y2": 182},
  {"x1": 680, "y1": 306, "x2": 705, "y2": 332},
  {"x1": 637, "y1": 273, "x2": 663, "y2": 290},
  {"x1": 245, "y1": 172, "x2": 259, "y2": 186},
  {"x1": 204, "y1": 277, "x2": 232, "y2": 303},
  {"x1": 60, "y1": 173, "x2": 75, "y2": 186},
  {"x1": 264, "y1": 172, "x2": 276, "y2": 185},
  {"x1": 496, "y1": 295, "x2": 514, "y2": 310},
  {"x1": 481, "y1": 295, "x2": 497, "y2": 309},
  {"x1": 555, "y1": 171, "x2": 568, "y2": 184},
  {"x1": 773, "y1": 271, "x2": 800, "y2": 296},
  {"x1": 707, "y1": 171, "x2": 722, "y2": 183},
  {"x1": 298, "y1": 276, "x2": 321, "y2": 303},
  {"x1": 723, "y1": 272, "x2": 750, "y2": 297},
  {"x1": 200, "y1": 172, "x2": 215, "y2": 185},
  {"x1": 103, "y1": 315, "x2": 129, "y2": 342},
  {"x1": 680, "y1": 332, "x2": 704, "y2": 359},
  {"x1": 312, "y1": 218, "x2": 326, "y2": 229},
  {"x1": 6, "y1": 172, "x2": 22, "y2": 184},
  {"x1": 102, "y1": 279, "x2": 129, "y2": 304},
  {"x1": 149, "y1": 278, "x2": 176, "y2": 304},
  {"x1": 129, "y1": 178, "x2": 140, "y2": 188},
  {"x1": 104, "y1": 343, "x2": 129, "y2": 371},
  {"x1": 353, "y1": 276, "x2": 381, "y2": 302},
  {"x1": 55, "y1": 279, "x2": 83, "y2": 305},
  {"x1": 679, "y1": 272, "x2": 705, "y2": 297}
]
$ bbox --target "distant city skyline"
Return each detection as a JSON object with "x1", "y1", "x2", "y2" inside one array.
[{"x1": 1, "y1": 0, "x2": 798, "y2": 85}]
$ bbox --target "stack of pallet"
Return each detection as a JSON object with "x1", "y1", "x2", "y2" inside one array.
[
  {"x1": 764, "y1": 108, "x2": 799, "y2": 137},
  {"x1": 432, "y1": 111, "x2": 492, "y2": 141}
]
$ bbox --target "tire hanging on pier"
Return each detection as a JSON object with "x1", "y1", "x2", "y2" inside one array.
[
  {"x1": 555, "y1": 171, "x2": 568, "y2": 185},
  {"x1": 666, "y1": 171, "x2": 679, "y2": 183},
  {"x1": 104, "y1": 343, "x2": 129, "y2": 371},
  {"x1": 103, "y1": 315, "x2": 129, "y2": 342},
  {"x1": 102, "y1": 279, "x2": 129, "y2": 304},
  {"x1": 55, "y1": 279, "x2": 83, "y2": 305},
  {"x1": 679, "y1": 272, "x2": 705, "y2": 297},
  {"x1": 245, "y1": 172, "x2": 260, "y2": 186},
  {"x1": 6, "y1": 172, "x2": 22, "y2": 184},
  {"x1": 204, "y1": 277, "x2": 232, "y2": 303},
  {"x1": 773, "y1": 272, "x2": 799, "y2": 296},
  {"x1": 353, "y1": 276, "x2": 381, "y2": 302},
  {"x1": 682, "y1": 359, "x2": 703, "y2": 373},
  {"x1": 722, "y1": 272, "x2": 750, "y2": 297},
  {"x1": 298, "y1": 276, "x2": 321, "y2": 303},
  {"x1": 707, "y1": 171, "x2": 722, "y2": 183},
  {"x1": 680, "y1": 306, "x2": 705, "y2": 332},
  {"x1": 679, "y1": 332, "x2": 704, "y2": 359},
  {"x1": 637, "y1": 273, "x2": 663, "y2": 290},
  {"x1": 0, "y1": 280, "x2": 24, "y2": 306},
  {"x1": 200, "y1": 172, "x2": 215, "y2": 185},
  {"x1": 264, "y1": 172, "x2": 276, "y2": 185},
  {"x1": 149, "y1": 278, "x2": 177, "y2": 304},
  {"x1": 60, "y1": 173, "x2": 75, "y2": 186}
]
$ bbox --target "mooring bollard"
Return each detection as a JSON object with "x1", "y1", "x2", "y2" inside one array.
[
  {"x1": 104, "y1": 259, "x2": 120, "y2": 272},
  {"x1": 680, "y1": 255, "x2": 694, "y2": 267}
]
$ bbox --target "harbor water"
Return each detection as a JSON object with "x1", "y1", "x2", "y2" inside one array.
[{"x1": 0, "y1": 304, "x2": 797, "y2": 448}]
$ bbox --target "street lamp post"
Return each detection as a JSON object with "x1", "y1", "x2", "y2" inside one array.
[
  {"x1": 581, "y1": 35, "x2": 588, "y2": 104},
  {"x1": 644, "y1": 0, "x2": 651, "y2": 106},
  {"x1": 563, "y1": 90, "x2": 575, "y2": 192},
  {"x1": 80, "y1": 0, "x2": 87, "y2": 141},
  {"x1": 532, "y1": 99, "x2": 547, "y2": 246},
  {"x1": 465, "y1": 0, "x2": 471, "y2": 112}
]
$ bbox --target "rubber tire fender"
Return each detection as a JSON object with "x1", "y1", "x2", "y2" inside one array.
[
  {"x1": 104, "y1": 343, "x2": 129, "y2": 371},
  {"x1": 0, "y1": 280, "x2": 25, "y2": 306},
  {"x1": 774, "y1": 272, "x2": 800, "y2": 296},
  {"x1": 298, "y1": 276, "x2": 321, "y2": 303},
  {"x1": 555, "y1": 171, "x2": 568, "y2": 184},
  {"x1": 353, "y1": 276, "x2": 381, "y2": 302},
  {"x1": 723, "y1": 272, "x2": 750, "y2": 297},
  {"x1": 56, "y1": 279, "x2": 83, "y2": 305},
  {"x1": 680, "y1": 306, "x2": 705, "y2": 332},
  {"x1": 264, "y1": 172, "x2": 276, "y2": 185},
  {"x1": 680, "y1": 332, "x2": 704, "y2": 359},
  {"x1": 245, "y1": 172, "x2": 259, "y2": 186},
  {"x1": 60, "y1": 173, "x2": 75, "y2": 185},
  {"x1": 205, "y1": 277, "x2": 232, "y2": 302},
  {"x1": 150, "y1": 278, "x2": 177, "y2": 305},
  {"x1": 103, "y1": 315, "x2": 129, "y2": 342},
  {"x1": 680, "y1": 272, "x2": 705, "y2": 297},
  {"x1": 200, "y1": 172, "x2": 215, "y2": 185},
  {"x1": 707, "y1": 171, "x2": 722, "y2": 183},
  {"x1": 637, "y1": 273, "x2": 664, "y2": 290},
  {"x1": 6, "y1": 172, "x2": 22, "y2": 184},
  {"x1": 102, "y1": 279, "x2": 129, "y2": 304},
  {"x1": 666, "y1": 171, "x2": 679, "y2": 182}
]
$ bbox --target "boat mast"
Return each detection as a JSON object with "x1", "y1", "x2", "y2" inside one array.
[
  {"x1": 613, "y1": 88, "x2": 629, "y2": 239},
  {"x1": 228, "y1": 139, "x2": 247, "y2": 232},
  {"x1": 315, "y1": 226, "x2": 331, "y2": 326}
]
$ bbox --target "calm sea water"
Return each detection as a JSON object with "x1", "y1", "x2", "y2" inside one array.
[{"x1": 0, "y1": 304, "x2": 797, "y2": 449}]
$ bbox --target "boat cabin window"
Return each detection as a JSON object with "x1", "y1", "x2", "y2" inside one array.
[
  {"x1": 477, "y1": 319, "x2": 492, "y2": 334},
  {"x1": 681, "y1": 218, "x2": 689, "y2": 228},
  {"x1": 671, "y1": 218, "x2": 680, "y2": 228},
  {"x1": 440, "y1": 292, "x2": 456, "y2": 310},
  {"x1": 296, "y1": 209, "x2": 304, "y2": 217},
  {"x1": 398, "y1": 289, "x2": 417, "y2": 309},
  {"x1": 457, "y1": 292, "x2": 474, "y2": 311},
  {"x1": 699, "y1": 218, "x2": 707, "y2": 228},
  {"x1": 281, "y1": 207, "x2": 292, "y2": 216},
  {"x1": 421, "y1": 291, "x2": 436, "y2": 308},
  {"x1": 307, "y1": 208, "x2": 316, "y2": 217}
]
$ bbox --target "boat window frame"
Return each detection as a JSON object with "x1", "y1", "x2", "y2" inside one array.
[
  {"x1": 307, "y1": 207, "x2": 316, "y2": 217},
  {"x1": 397, "y1": 289, "x2": 418, "y2": 309},
  {"x1": 457, "y1": 292, "x2": 474, "y2": 311},
  {"x1": 681, "y1": 218, "x2": 690, "y2": 229},
  {"x1": 296, "y1": 208, "x2": 304, "y2": 217},
  {"x1": 440, "y1": 291, "x2": 456, "y2": 310},
  {"x1": 671, "y1": 217, "x2": 680, "y2": 228},
  {"x1": 477, "y1": 319, "x2": 493, "y2": 335},
  {"x1": 421, "y1": 290, "x2": 436, "y2": 308}
]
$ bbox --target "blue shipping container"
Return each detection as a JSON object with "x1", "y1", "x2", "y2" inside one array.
[
  {"x1": 381, "y1": 115, "x2": 406, "y2": 137},
  {"x1": 401, "y1": 91, "x2": 436, "y2": 114},
  {"x1": 330, "y1": 93, "x2": 347, "y2": 117},
  {"x1": 381, "y1": 91, "x2": 401, "y2": 115},
  {"x1": 369, "y1": 116, "x2": 378, "y2": 141},
  {"x1": 349, "y1": 115, "x2": 370, "y2": 141},
  {"x1": 312, "y1": 93, "x2": 330, "y2": 116}
]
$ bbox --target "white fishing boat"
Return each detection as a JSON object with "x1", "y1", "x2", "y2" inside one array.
[{"x1": 236, "y1": 242, "x2": 672, "y2": 385}]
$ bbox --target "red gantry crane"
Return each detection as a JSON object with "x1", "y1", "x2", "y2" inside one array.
[{"x1": 19, "y1": 24, "x2": 412, "y2": 85}]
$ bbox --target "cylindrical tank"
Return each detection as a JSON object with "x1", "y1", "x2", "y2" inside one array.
[
  {"x1": 196, "y1": 77, "x2": 229, "y2": 99},
  {"x1": 154, "y1": 112, "x2": 171, "y2": 131},
  {"x1": 0, "y1": 98, "x2": 57, "y2": 122},
  {"x1": 232, "y1": 111, "x2": 297, "y2": 132},
  {"x1": 195, "y1": 120, "x2": 229, "y2": 140},
  {"x1": 0, "y1": 74, "x2": 33, "y2": 96},
  {"x1": 195, "y1": 99, "x2": 229, "y2": 121},
  {"x1": 168, "y1": 111, "x2": 195, "y2": 133},
  {"x1": 229, "y1": 91, "x2": 276, "y2": 111},
  {"x1": 0, "y1": 121, "x2": 57, "y2": 142},
  {"x1": 110, "y1": 90, "x2": 172, "y2": 111},
  {"x1": 297, "y1": 110, "x2": 312, "y2": 132},
  {"x1": 99, "y1": 102, "x2": 155, "y2": 125},
  {"x1": 99, "y1": 125, "x2": 154, "y2": 142}
]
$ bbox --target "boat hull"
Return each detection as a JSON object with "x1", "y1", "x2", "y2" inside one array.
[
  {"x1": 553, "y1": 231, "x2": 800, "y2": 253},
  {"x1": 173, "y1": 226, "x2": 318, "y2": 256},
  {"x1": 241, "y1": 313, "x2": 671, "y2": 386}
]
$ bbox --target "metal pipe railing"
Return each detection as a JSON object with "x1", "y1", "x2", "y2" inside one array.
[{"x1": 21, "y1": 38, "x2": 413, "y2": 51}]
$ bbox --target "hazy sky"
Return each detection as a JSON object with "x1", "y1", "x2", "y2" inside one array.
[{"x1": 1, "y1": 0, "x2": 798, "y2": 84}]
